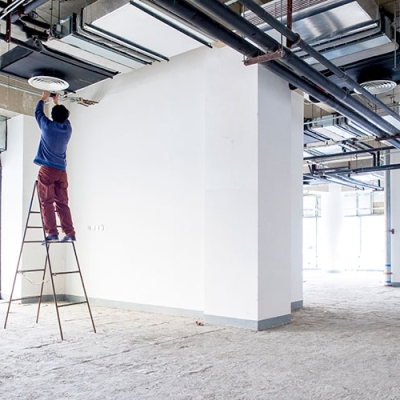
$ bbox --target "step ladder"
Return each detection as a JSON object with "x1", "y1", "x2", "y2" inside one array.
[{"x1": 3, "y1": 180, "x2": 96, "y2": 340}]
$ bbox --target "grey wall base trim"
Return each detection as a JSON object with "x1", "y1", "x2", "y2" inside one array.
[
  {"x1": 19, "y1": 294, "x2": 292, "y2": 331},
  {"x1": 64, "y1": 295, "x2": 204, "y2": 319},
  {"x1": 390, "y1": 282, "x2": 400, "y2": 287},
  {"x1": 21, "y1": 294, "x2": 66, "y2": 304},
  {"x1": 291, "y1": 300, "x2": 303, "y2": 310},
  {"x1": 204, "y1": 313, "x2": 291, "y2": 331}
]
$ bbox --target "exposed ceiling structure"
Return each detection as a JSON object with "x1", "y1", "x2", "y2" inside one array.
[{"x1": 1, "y1": 0, "x2": 400, "y2": 191}]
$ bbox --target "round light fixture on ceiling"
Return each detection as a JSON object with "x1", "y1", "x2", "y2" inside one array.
[
  {"x1": 359, "y1": 79, "x2": 397, "y2": 95},
  {"x1": 28, "y1": 76, "x2": 69, "y2": 91}
]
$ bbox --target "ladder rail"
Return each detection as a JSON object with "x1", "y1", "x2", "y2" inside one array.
[
  {"x1": 35, "y1": 256, "x2": 48, "y2": 324},
  {"x1": 4, "y1": 182, "x2": 39, "y2": 329},
  {"x1": 71, "y1": 242, "x2": 97, "y2": 333},
  {"x1": 4, "y1": 180, "x2": 96, "y2": 340}
]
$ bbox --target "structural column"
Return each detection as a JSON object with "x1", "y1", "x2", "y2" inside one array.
[
  {"x1": 203, "y1": 48, "x2": 303, "y2": 329},
  {"x1": 318, "y1": 185, "x2": 346, "y2": 272},
  {"x1": 390, "y1": 151, "x2": 400, "y2": 285},
  {"x1": 290, "y1": 91, "x2": 304, "y2": 309}
]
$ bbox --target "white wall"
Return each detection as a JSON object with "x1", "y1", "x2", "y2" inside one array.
[
  {"x1": 1, "y1": 116, "x2": 24, "y2": 299},
  {"x1": 257, "y1": 66, "x2": 292, "y2": 322},
  {"x1": 290, "y1": 92, "x2": 304, "y2": 307},
  {"x1": 66, "y1": 48, "x2": 207, "y2": 314},
  {"x1": 391, "y1": 151, "x2": 400, "y2": 284},
  {"x1": 1, "y1": 114, "x2": 65, "y2": 300},
  {"x1": 1, "y1": 45, "x2": 304, "y2": 327},
  {"x1": 203, "y1": 47, "x2": 259, "y2": 322}
]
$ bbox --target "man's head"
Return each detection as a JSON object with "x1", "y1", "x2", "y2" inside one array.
[{"x1": 51, "y1": 105, "x2": 69, "y2": 123}]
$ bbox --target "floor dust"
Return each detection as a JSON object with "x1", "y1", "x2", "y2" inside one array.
[{"x1": 1, "y1": 270, "x2": 399, "y2": 399}]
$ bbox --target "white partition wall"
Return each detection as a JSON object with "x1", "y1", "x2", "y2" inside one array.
[
  {"x1": 64, "y1": 48, "x2": 207, "y2": 315},
  {"x1": 1, "y1": 46, "x2": 304, "y2": 330},
  {"x1": 203, "y1": 48, "x2": 303, "y2": 329}
]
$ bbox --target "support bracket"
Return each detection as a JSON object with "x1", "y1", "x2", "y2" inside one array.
[{"x1": 244, "y1": 48, "x2": 285, "y2": 66}]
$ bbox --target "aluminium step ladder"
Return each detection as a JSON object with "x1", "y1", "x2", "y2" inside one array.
[{"x1": 3, "y1": 180, "x2": 96, "y2": 340}]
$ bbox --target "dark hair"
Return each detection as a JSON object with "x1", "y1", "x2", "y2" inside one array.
[{"x1": 51, "y1": 105, "x2": 70, "y2": 123}]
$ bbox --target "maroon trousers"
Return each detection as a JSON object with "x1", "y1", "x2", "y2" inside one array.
[{"x1": 37, "y1": 166, "x2": 76, "y2": 237}]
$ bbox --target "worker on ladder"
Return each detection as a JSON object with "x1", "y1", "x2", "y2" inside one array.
[{"x1": 34, "y1": 91, "x2": 76, "y2": 244}]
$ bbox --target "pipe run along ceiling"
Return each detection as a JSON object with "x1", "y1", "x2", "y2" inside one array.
[
  {"x1": 0, "y1": 0, "x2": 216, "y2": 92},
  {"x1": 1, "y1": 0, "x2": 400, "y2": 190}
]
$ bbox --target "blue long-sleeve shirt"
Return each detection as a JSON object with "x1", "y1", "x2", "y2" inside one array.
[{"x1": 34, "y1": 100, "x2": 72, "y2": 171}]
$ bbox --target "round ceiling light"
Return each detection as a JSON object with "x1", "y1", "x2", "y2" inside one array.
[
  {"x1": 28, "y1": 76, "x2": 69, "y2": 91},
  {"x1": 359, "y1": 79, "x2": 397, "y2": 95}
]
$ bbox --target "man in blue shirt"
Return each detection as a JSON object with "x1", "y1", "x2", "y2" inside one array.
[{"x1": 34, "y1": 91, "x2": 76, "y2": 243}]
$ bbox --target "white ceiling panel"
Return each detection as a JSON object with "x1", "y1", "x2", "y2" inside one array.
[{"x1": 92, "y1": 3, "x2": 208, "y2": 59}]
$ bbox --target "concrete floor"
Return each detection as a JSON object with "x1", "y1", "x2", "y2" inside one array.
[{"x1": 1, "y1": 270, "x2": 400, "y2": 399}]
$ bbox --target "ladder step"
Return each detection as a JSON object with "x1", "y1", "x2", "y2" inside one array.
[
  {"x1": 53, "y1": 270, "x2": 80, "y2": 276},
  {"x1": 30, "y1": 211, "x2": 41, "y2": 214},
  {"x1": 43, "y1": 242, "x2": 74, "y2": 245},
  {"x1": 10, "y1": 295, "x2": 41, "y2": 302},
  {"x1": 24, "y1": 240, "x2": 44, "y2": 243},
  {"x1": 18, "y1": 268, "x2": 45, "y2": 273},
  {"x1": 57, "y1": 301, "x2": 88, "y2": 308}
]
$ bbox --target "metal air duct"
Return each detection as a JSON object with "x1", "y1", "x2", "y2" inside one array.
[{"x1": 0, "y1": 37, "x2": 118, "y2": 92}]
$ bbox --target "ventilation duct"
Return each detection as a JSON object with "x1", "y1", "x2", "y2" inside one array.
[
  {"x1": 28, "y1": 75, "x2": 69, "y2": 91},
  {"x1": 44, "y1": 0, "x2": 214, "y2": 75},
  {"x1": 304, "y1": 115, "x2": 378, "y2": 146},
  {"x1": 359, "y1": 80, "x2": 397, "y2": 95},
  {"x1": 246, "y1": 0, "x2": 395, "y2": 72},
  {"x1": 50, "y1": 11, "x2": 160, "y2": 73},
  {"x1": 0, "y1": 38, "x2": 118, "y2": 92},
  {"x1": 1, "y1": 0, "x2": 215, "y2": 95}
]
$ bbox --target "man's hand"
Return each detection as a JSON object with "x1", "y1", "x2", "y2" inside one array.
[
  {"x1": 53, "y1": 93, "x2": 59, "y2": 105},
  {"x1": 40, "y1": 91, "x2": 50, "y2": 102}
]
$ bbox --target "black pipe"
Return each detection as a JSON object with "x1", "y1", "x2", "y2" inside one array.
[
  {"x1": 150, "y1": 0, "x2": 400, "y2": 147},
  {"x1": 265, "y1": 61, "x2": 400, "y2": 147},
  {"x1": 147, "y1": 0, "x2": 259, "y2": 58},
  {"x1": 130, "y1": 0, "x2": 212, "y2": 48},
  {"x1": 20, "y1": 15, "x2": 50, "y2": 30},
  {"x1": 282, "y1": 53, "x2": 400, "y2": 136},
  {"x1": 352, "y1": 163, "x2": 400, "y2": 173},
  {"x1": 314, "y1": 163, "x2": 400, "y2": 175},
  {"x1": 331, "y1": 175, "x2": 383, "y2": 191},
  {"x1": 0, "y1": 32, "x2": 42, "y2": 51},
  {"x1": 189, "y1": 0, "x2": 400, "y2": 137},
  {"x1": 303, "y1": 146, "x2": 394, "y2": 161},
  {"x1": 12, "y1": 20, "x2": 48, "y2": 41},
  {"x1": 238, "y1": 0, "x2": 400, "y2": 125},
  {"x1": 11, "y1": 0, "x2": 48, "y2": 22},
  {"x1": 313, "y1": 175, "x2": 368, "y2": 190}
]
